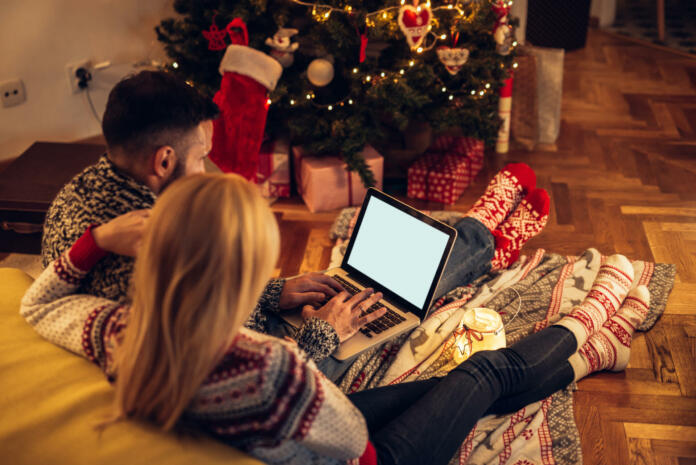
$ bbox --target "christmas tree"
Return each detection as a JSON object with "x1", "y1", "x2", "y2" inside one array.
[{"x1": 156, "y1": 0, "x2": 517, "y2": 186}]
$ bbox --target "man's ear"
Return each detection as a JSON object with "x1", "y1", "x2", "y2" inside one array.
[{"x1": 152, "y1": 146, "x2": 178, "y2": 180}]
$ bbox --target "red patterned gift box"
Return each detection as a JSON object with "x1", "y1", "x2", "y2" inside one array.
[
  {"x1": 407, "y1": 136, "x2": 483, "y2": 205},
  {"x1": 257, "y1": 139, "x2": 290, "y2": 198}
]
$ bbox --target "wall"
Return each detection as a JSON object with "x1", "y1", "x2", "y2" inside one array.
[{"x1": 0, "y1": 0, "x2": 174, "y2": 161}]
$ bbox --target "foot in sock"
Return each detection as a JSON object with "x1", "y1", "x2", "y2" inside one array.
[
  {"x1": 465, "y1": 163, "x2": 536, "y2": 231},
  {"x1": 569, "y1": 285, "x2": 650, "y2": 381},
  {"x1": 555, "y1": 254, "x2": 634, "y2": 347},
  {"x1": 490, "y1": 188, "x2": 550, "y2": 270}
]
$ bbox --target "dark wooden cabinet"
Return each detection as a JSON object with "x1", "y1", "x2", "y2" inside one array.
[{"x1": 0, "y1": 142, "x2": 104, "y2": 253}]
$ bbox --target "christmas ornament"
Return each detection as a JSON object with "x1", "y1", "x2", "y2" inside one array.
[
  {"x1": 436, "y1": 46, "x2": 469, "y2": 75},
  {"x1": 492, "y1": 1, "x2": 513, "y2": 56},
  {"x1": 265, "y1": 28, "x2": 299, "y2": 68},
  {"x1": 397, "y1": 2, "x2": 432, "y2": 50},
  {"x1": 209, "y1": 18, "x2": 283, "y2": 181},
  {"x1": 307, "y1": 58, "x2": 334, "y2": 87},
  {"x1": 203, "y1": 23, "x2": 228, "y2": 51}
]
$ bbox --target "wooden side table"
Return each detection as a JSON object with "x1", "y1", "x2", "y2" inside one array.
[{"x1": 0, "y1": 142, "x2": 104, "y2": 254}]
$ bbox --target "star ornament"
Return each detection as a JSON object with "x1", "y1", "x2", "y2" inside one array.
[{"x1": 398, "y1": 3, "x2": 432, "y2": 50}]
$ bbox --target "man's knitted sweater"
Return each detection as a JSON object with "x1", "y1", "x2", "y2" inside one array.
[
  {"x1": 21, "y1": 231, "x2": 372, "y2": 464},
  {"x1": 40, "y1": 156, "x2": 339, "y2": 362}
]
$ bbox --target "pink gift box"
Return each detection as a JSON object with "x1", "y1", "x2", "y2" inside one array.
[
  {"x1": 407, "y1": 137, "x2": 483, "y2": 205},
  {"x1": 257, "y1": 139, "x2": 291, "y2": 198},
  {"x1": 292, "y1": 145, "x2": 384, "y2": 213}
]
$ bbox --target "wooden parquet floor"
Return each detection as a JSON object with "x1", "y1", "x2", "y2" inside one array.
[{"x1": 271, "y1": 30, "x2": 696, "y2": 464}]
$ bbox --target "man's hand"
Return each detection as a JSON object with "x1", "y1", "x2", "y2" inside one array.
[
  {"x1": 279, "y1": 272, "x2": 345, "y2": 309},
  {"x1": 92, "y1": 210, "x2": 151, "y2": 257},
  {"x1": 301, "y1": 288, "x2": 388, "y2": 342}
]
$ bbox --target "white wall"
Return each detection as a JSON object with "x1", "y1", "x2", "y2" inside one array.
[{"x1": 0, "y1": 0, "x2": 174, "y2": 161}]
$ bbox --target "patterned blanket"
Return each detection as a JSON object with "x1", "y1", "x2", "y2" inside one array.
[{"x1": 328, "y1": 208, "x2": 676, "y2": 465}]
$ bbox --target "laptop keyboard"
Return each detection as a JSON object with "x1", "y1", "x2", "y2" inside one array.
[{"x1": 331, "y1": 275, "x2": 407, "y2": 338}]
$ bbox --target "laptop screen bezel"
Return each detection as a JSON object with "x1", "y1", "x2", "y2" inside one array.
[{"x1": 340, "y1": 188, "x2": 457, "y2": 320}]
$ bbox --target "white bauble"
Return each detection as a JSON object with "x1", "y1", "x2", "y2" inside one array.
[{"x1": 307, "y1": 58, "x2": 334, "y2": 87}]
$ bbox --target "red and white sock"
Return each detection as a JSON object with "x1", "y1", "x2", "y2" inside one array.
[
  {"x1": 490, "y1": 188, "x2": 550, "y2": 270},
  {"x1": 465, "y1": 163, "x2": 536, "y2": 231},
  {"x1": 569, "y1": 285, "x2": 650, "y2": 381},
  {"x1": 555, "y1": 254, "x2": 635, "y2": 347}
]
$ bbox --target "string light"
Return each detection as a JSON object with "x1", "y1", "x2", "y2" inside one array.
[
  {"x1": 172, "y1": 62, "x2": 179, "y2": 69},
  {"x1": 417, "y1": 47, "x2": 423, "y2": 53},
  {"x1": 306, "y1": 93, "x2": 312, "y2": 99},
  {"x1": 266, "y1": 98, "x2": 272, "y2": 105},
  {"x1": 290, "y1": 99, "x2": 295, "y2": 105},
  {"x1": 409, "y1": 60, "x2": 415, "y2": 66},
  {"x1": 485, "y1": 83, "x2": 491, "y2": 89},
  {"x1": 399, "y1": 69, "x2": 405, "y2": 74},
  {"x1": 380, "y1": 72, "x2": 385, "y2": 77},
  {"x1": 449, "y1": 94, "x2": 454, "y2": 100},
  {"x1": 353, "y1": 67, "x2": 358, "y2": 73},
  {"x1": 440, "y1": 34, "x2": 447, "y2": 40},
  {"x1": 513, "y1": 62, "x2": 519, "y2": 69},
  {"x1": 441, "y1": 86, "x2": 447, "y2": 92},
  {"x1": 348, "y1": 99, "x2": 353, "y2": 104},
  {"x1": 382, "y1": 11, "x2": 388, "y2": 19},
  {"x1": 328, "y1": 105, "x2": 333, "y2": 110},
  {"x1": 366, "y1": 75, "x2": 372, "y2": 82},
  {"x1": 471, "y1": 90, "x2": 476, "y2": 95},
  {"x1": 512, "y1": 41, "x2": 518, "y2": 47},
  {"x1": 479, "y1": 90, "x2": 485, "y2": 96}
]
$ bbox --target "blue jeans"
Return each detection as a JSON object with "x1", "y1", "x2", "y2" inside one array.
[
  {"x1": 348, "y1": 326, "x2": 577, "y2": 465},
  {"x1": 317, "y1": 217, "x2": 494, "y2": 381}
]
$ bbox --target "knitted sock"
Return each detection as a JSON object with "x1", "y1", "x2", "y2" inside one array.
[
  {"x1": 555, "y1": 254, "x2": 634, "y2": 347},
  {"x1": 490, "y1": 188, "x2": 550, "y2": 270},
  {"x1": 569, "y1": 285, "x2": 650, "y2": 381},
  {"x1": 465, "y1": 163, "x2": 536, "y2": 231}
]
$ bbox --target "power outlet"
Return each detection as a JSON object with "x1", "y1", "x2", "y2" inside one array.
[
  {"x1": 0, "y1": 79, "x2": 26, "y2": 108},
  {"x1": 65, "y1": 59, "x2": 91, "y2": 93}
]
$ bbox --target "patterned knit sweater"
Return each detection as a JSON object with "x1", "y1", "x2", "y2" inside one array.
[
  {"x1": 40, "y1": 155, "x2": 339, "y2": 362},
  {"x1": 21, "y1": 230, "x2": 373, "y2": 465}
]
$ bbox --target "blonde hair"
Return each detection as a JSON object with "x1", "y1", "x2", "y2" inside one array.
[{"x1": 112, "y1": 173, "x2": 280, "y2": 431}]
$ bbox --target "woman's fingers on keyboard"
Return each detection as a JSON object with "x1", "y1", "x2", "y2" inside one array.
[{"x1": 347, "y1": 288, "x2": 374, "y2": 307}]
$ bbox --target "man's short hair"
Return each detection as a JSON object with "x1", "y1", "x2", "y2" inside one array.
[{"x1": 102, "y1": 71, "x2": 219, "y2": 159}]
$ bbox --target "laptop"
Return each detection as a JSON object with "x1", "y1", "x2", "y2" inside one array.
[{"x1": 282, "y1": 188, "x2": 457, "y2": 361}]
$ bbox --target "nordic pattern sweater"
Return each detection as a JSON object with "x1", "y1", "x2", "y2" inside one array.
[
  {"x1": 40, "y1": 156, "x2": 339, "y2": 362},
  {"x1": 21, "y1": 229, "x2": 374, "y2": 465}
]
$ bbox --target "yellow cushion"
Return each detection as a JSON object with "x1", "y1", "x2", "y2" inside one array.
[{"x1": 0, "y1": 267, "x2": 263, "y2": 465}]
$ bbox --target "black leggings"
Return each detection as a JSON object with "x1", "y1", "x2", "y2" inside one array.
[{"x1": 348, "y1": 326, "x2": 577, "y2": 465}]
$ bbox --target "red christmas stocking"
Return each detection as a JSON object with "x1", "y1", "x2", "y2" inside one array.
[{"x1": 209, "y1": 23, "x2": 283, "y2": 181}]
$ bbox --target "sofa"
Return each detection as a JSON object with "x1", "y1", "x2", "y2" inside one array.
[{"x1": 0, "y1": 267, "x2": 263, "y2": 464}]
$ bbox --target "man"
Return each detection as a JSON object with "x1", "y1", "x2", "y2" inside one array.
[{"x1": 42, "y1": 70, "x2": 365, "y2": 364}]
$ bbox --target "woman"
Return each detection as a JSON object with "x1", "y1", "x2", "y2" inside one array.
[{"x1": 22, "y1": 173, "x2": 650, "y2": 465}]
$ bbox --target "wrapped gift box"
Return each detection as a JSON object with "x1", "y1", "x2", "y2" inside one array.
[
  {"x1": 292, "y1": 145, "x2": 384, "y2": 213},
  {"x1": 257, "y1": 139, "x2": 291, "y2": 198},
  {"x1": 407, "y1": 137, "x2": 483, "y2": 205}
]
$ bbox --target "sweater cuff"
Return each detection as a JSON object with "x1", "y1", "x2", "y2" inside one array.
[
  {"x1": 295, "y1": 317, "x2": 340, "y2": 363},
  {"x1": 67, "y1": 226, "x2": 108, "y2": 272},
  {"x1": 259, "y1": 278, "x2": 285, "y2": 313}
]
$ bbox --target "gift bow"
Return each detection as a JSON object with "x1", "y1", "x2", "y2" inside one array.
[{"x1": 453, "y1": 326, "x2": 485, "y2": 358}]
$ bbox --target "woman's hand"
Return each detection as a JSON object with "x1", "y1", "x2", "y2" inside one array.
[
  {"x1": 279, "y1": 272, "x2": 345, "y2": 309},
  {"x1": 92, "y1": 209, "x2": 151, "y2": 257},
  {"x1": 301, "y1": 288, "x2": 388, "y2": 343}
]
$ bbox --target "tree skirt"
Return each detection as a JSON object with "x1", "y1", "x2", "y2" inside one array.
[{"x1": 328, "y1": 208, "x2": 676, "y2": 465}]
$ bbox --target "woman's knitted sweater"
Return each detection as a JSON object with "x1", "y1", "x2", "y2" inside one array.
[
  {"x1": 40, "y1": 155, "x2": 339, "y2": 362},
  {"x1": 21, "y1": 230, "x2": 372, "y2": 465}
]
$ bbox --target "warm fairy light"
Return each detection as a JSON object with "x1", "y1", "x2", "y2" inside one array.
[
  {"x1": 417, "y1": 6, "x2": 421, "y2": 12},
  {"x1": 348, "y1": 99, "x2": 353, "y2": 104},
  {"x1": 366, "y1": 75, "x2": 372, "y2": 81},
  {"x1": 399, "y1": 69, "x2": 405, "y2": 74},
  {"x1": 185, "y1": 80, "x2": 193, "y2": 86},
  {"x1": 485, "y1": 83, "x2": 491, "y2": 89},
  {"x1": 440, "y1": 34, "x2": 447, "y2": 40},
  {"x1": 345, "y1": 5, "x2": 352, "y2": 12},
  {"x1": 409, "y1": 60, "x2": 415, "y2": 66},
  {"x1": 401, "y1": 0, "x2": 406, "y2": 4},
  {"x1": 449, "y1": 94, "x2": 454, "y2": 100},
  {"x1": 306, "y1": 93, "x2": 312, "y2": 99},
  {"x1": 172, "y1": 62, "x2": 179, "y2": 69},
  {"x1": 426, "y1": 1, "x2": 431, "y2": 7},
  {"x1": 513, "y1": 62, "x2": 519, "y2": 68},
  {"x1": 448, "y1": 4, "x2": 453, "y2": 8},
  {"x1": 382, "y1": 12, "x2": 388, "y2": 19},
  {"x1": 416, "y1": 47, "x2": 423, "y2": 53},
  {"x1": 380, "y1": 72, "x2": 386, "y2": 77},
  {"x1": 441, "y1": 86, "x2": 447, "y2": 92},
  {"x1": 353, "y1": 67, "x2": 359, "y2": 73},
  {"x1": 328, "y1": 105, "x2": 333, "y2": 110},
  {"x1": 266, "y1": 98, "x2": 272, "y2": 105},
  {"x1": 471, "y1": 90, "x2": 476, "y2": 95},
  {"x1": 479, "y1": 90, "x2": 485, "y2": 96},
  {"x1": 512, "y1": 41, "x2": 518, "y2": 47},
  {"x1": 324, "y1": 11, "x2": 331, "y2": 19}
]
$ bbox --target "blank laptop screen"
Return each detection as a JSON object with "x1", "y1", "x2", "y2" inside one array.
[{"x1": 346, "y1": 196, "x2": 451, "y2": 309}]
